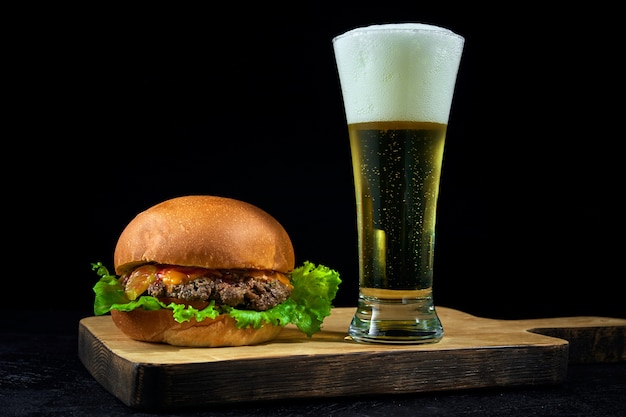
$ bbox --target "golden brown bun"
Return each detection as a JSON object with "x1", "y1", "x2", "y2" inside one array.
[
  {"x1": 111, "y1": 309, "x2": 284, "y2": 347},
  {"x1": 113, "y1": 195, "x2": 295, "y2": 276}
]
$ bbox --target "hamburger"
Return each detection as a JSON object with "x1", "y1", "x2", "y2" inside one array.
[{"x1": 91, "y1": 195, "x2": 341, "y2": 347}]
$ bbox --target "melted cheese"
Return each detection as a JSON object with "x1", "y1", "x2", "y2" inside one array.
[{"x1": 155, "y1": 266, "x2": 293, "y2": 292}]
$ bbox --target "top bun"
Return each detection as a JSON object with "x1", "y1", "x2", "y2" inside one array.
[{"x1": 114, "y1": 195, "x2": 295, "y2": 276}]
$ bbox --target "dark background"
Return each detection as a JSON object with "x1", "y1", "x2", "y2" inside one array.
[{"x1": 9, "y1": 4, "x2": 624, "y2": 320}]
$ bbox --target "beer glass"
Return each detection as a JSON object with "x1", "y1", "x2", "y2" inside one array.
[{"x1": 333, "y1": 23, "x2": 464, "y2": 343}]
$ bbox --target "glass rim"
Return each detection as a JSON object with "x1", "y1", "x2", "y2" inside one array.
[{"x1": 332, "y1": 23, "x2": 464, "y2": 44}]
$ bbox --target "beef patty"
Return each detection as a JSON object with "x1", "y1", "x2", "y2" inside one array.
[{"x1": 144, "y1": 270, "x2": 292, "y2": 311}]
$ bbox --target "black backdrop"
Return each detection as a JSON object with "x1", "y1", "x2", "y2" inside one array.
[{"x1": 12, "y1": 4, "x2": 624, "y2": 320}]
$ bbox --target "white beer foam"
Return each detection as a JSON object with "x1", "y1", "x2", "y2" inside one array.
[{"x1": 333, "y1": 23, "x2": 464, "y2": 124}]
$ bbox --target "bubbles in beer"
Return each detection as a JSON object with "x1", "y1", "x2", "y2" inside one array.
[{"x1": 349, "y1": 121, "x2": 446, "y2": 291}]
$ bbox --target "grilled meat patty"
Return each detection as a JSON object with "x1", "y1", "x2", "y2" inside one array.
[{"x1": 143, "y1": 270, "x2": 292, "y2": 311}]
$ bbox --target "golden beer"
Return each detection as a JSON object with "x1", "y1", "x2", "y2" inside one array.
[
  {"x1": 350, "y1": 121, "x2": 446, "y2": 292},
  {"x1": 333, "y1": 23, "x2": 464, "y2": 343}
]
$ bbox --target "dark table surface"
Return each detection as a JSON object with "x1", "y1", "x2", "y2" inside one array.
[{"x1": 2, "y1": 309, "x2": 625, "y2": 417}]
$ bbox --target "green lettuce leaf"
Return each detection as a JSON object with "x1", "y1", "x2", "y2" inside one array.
[{"x1": 90, "y1": 261, "x2": 341, "y2": 337}]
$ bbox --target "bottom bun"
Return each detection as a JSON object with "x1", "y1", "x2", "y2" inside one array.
[{"x1": 111, "y1": 308, "x2": 284, "y2": 347}]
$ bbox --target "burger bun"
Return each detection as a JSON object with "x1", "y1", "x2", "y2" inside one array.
[
  {"x1": 111, "y1": 309, "x2": 283, "y2": 347},
  {"x1": 114, "y1": 195, "x2": 295, "y2": 276}
]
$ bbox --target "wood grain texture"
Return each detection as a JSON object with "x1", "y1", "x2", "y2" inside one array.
[{"x1": 77, "y1": 307, "x2": 626, "y2": 410}]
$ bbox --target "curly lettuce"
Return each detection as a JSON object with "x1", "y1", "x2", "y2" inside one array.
[{"x1": 91, "y1": 261, "x2": 341, "y2": 337}]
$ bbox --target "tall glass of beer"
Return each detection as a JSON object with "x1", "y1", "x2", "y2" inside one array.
[{"x1": 333, "y1": 23, "x2": 464, "y2": 343}]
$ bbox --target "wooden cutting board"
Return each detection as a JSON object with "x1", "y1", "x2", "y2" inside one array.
[{"x1": 78, "y1": 307, "x2": 626, "y2": 410}]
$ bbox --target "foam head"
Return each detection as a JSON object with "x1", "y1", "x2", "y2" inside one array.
[{"x1": 333, "y1": 23, "x2": 464, "y2": 124}]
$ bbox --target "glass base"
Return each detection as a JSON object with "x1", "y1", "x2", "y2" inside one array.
[{"x1": 348, "y1": 295, "x2": 443, "y2": 344}]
